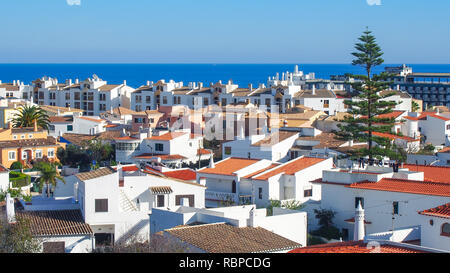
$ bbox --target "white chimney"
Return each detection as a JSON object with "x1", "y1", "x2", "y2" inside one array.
[
  {"x1": 6, "y1": 193, "x2": 16, "y2": 224},
  {"x1": 249, "y1": 207, "x2": 259, "y2": 227},
  {"x1": 312, "y1": 85, "x2": 316, "y2": 95},
  {"x1": 199, "y1": 177, "x2": 206, "y2": 186},
  {"x1": 209, "y1": 154, "x2": 215, "y2": 168},
  {"x1": 147, "y1": 81, "x2": 150, "y2": 86},
  {"x1": 123, "y1": 80, "x2": 127, "y2": 86},
  {"x1": 353, "y1": 201, "x2": 365, "y2": 241},
  {"x1": 75, "y1": 79, "x2": 79, "y2": 84}
]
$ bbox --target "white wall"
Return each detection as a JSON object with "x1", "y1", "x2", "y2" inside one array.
[{"x1": 420, "y1": 215, "x2": 450, "y2": 251}]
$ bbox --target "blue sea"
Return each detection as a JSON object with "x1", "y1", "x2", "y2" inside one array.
[{"x1": 1, "y1": 64, "x2": 450, "y2": 88}]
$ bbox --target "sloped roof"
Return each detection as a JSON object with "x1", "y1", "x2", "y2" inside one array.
[
  {"x1": 419, "y1": 203, "x2": 450, "y2": 219},
  {"x1": 253, "y1": 157, "x2": 326, "y2": 180},
  {"x1": 16, "y1": 209, "x2": 93, "y2": 236},
  {"x1": 288, "y1": 240, "x2": 428, "y2": 253},
  {"x1": 76, "y1": 167, "x2": 116, "y2": 181},
  {"x1": 165, "y1": 223, "x2": 301, "y2": 253},
  {"x1": 197, "y1": 158, "x2": 260, "y2": 176}
]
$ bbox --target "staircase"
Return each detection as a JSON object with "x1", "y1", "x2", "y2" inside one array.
[{"x1": 119, "y1": 189, "x2": 138, "y2": 212}]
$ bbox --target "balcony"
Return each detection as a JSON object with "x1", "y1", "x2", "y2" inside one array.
[{"x1": 205, "y1": 190, "x2": 238, "y2": 204}]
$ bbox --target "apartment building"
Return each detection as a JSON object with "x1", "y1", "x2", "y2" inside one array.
[{"x1": 31, "y1": 75, "x2": 135, "y2": 116}]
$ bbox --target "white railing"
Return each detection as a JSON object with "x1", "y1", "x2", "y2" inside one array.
[{"x1": 205, "y1": 190, "x2": 237, "y2": 203}]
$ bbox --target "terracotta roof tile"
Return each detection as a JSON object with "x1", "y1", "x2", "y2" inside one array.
[
  {"x1": 165, "y1": 223, "x2": 301, "y2": 253},
  {"x1": 147, "y1": 132, "x2": 187, "y2": 141},
  {"x1": 198, "y1": 158, "x2": 260, "y2": 176},
  {"x1": 76, "y1": 167, "x2": 116, "y2": 181},
  {"x1": 288, "y1": 240, "x2": 428, "y2": 253},
  {"x1": 254, "y1": 157, "x2": 326, "y2": 180},
  {"x1": 251, "y1": 131, "x2": 298, "y2": 147},
  {"x1": 371, "y1": 131, "x2": 419, "y2": 142},
  {"x1": 163, "y1": 169, "x2": 197, "y2": 181},
  {"x1": 16, "y1": 210, "x2": 93, "y2": 236},
  {"x1": 347, "y1": 178, "x2": 450, "y2": 197},
  {"x1": 403, "y1": 164, "x2": 450, "y2": 184}
]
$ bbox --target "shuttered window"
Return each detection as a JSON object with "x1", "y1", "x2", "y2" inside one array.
[
  {"x1": 175, "y1": 195, "x2": 195, "y2": 207},
  {"x1": 95, "y1": 199, "x2": 108, "y2": 212}
]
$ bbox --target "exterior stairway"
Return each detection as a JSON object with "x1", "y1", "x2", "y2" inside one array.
[{"x1": 119, "y1": 189, "x2": 138, "y2": 212}]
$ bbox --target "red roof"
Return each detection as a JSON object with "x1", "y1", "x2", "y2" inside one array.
[
  {"x1": 115, "y1": 136, "x2": 139, "y2": 141},
  {"x1": 419, "y1": 203, "x2": 450, "y2": 219},
  {"x1": 403, "y1": 164, "x2": 450, "y2": 184},
  {"x1": 243, "y1": 164, "x2": 280, "y2": 179},
  {"x1": 288, "y1": 241, "x2": 428, "y2": 253},
  {"x1": 361, "y1": 111, "x2": 405, "y2": 120},
  {"x1": 417, "y1": 112, "x2": 450, "y2": 121},
  {"x1": 78, "y1": 116, "x2": 105, "y2": 123},
  {"x1": 347, "y1": 178, "x2": 450, "y2": 197},
  {"x1": 147, "y1": 132, "x2": 187, "y2": 141},
  {"x1": 197, "y1": 148, "x2": 212, "y2": 155},
  {"x1": 121, "y1": 166, "x2": 139, "y2": 172},
  {"x1": 198, "y1": 158, "x2": 260, "y2": 176},
  {"x1": 253, "y1": 157, "x2": 327, "y2": 180},
  {"x1": 163, "y1": 169, "x2": 197, "y2": 181}
]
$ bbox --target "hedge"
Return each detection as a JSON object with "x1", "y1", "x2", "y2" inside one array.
[{"x1": 9, "y1": 171, "x2": 31, "y2": 188}]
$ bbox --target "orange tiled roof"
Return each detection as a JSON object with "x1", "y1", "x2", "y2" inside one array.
[
  {"x1": 371, "y1": 131, "x2": 419, "y2": 142},
  {"x1": 347, "y1": 178, "x2": 450, "y2": 197},
  {"x1": 362, "y1": 111, "x2": 405, "y2": 120},
  {"x1": 78, "y1": 116, "x2": 105, "y2": 123},
  {"x1": 253, "y1": 157, "x2": 326, "y2": 180},
  {"x1": 288, "y1": 241, "x2": 428, "y2": 253},
  {"x1": 147, "y1": 132, "x2": 187, "y2": 141},
  {"x1": 419, "y1": 203, "x2": 450, "y2": 219},
  {"x1": 115, "y1": 136, "x2": 139, "y2": 141},
  {"x1": 163, "y1": 169, "x2": 197, "y2": 181},
  {"x1": 243, "y1": 163, "x2": 280, "y2": 179},
  {"x1": 198, "y1": 158, "x2": 260, "y2": 176},
  {"x1": 403, "y1": 164, "x2": 450, "y2": 184},
  {"x1": 197, "y1": 148, "x2": 211, "y2": 155},
  {"x1": 417, "y1": 112, "x2": 450, "y2": 121}
]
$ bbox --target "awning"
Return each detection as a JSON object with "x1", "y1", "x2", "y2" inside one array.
[{"x1": 149, "y1": 186, "x2": 173, "y2": 195}]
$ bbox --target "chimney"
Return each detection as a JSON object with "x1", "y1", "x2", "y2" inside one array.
[
  {"x1": 123, "y1": 80, "x2": 127, "y2": 86},
  {"x1": 147, "y1": 80, "x2": 150, "y2": 86},
  {"x1": 249, "y1": 207, "x2": 259, "y2": 227},
  {"x1": 6, "y1": 193, "x2": 16, "y2": 223},
  {"x1": 248, "y1": 84, "x2": 253, "y2": 92},
  {"x1": 75, "y1": 79, "x2": 79, "y2": 84},
  {"x1": 33, "y1": 119, "x2": 38, "y2": 132},
  {"x1": 353, "y1": 201, "x2": 365, "y2": 241},
  {"x1": 198, "y1": 82, "x2": 203, "y2": 89},
  {"x1": 312, "y1": 85, "x2": 316, "y2": 95}
]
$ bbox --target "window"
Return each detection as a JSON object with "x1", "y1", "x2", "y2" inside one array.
[
  {"x1": 163, "y1": 96, "x2": 167, "y2": 104},
  {"x1": 155, "y1": 143, "x2": 164, "y2": 152},
  {"x1": 355, "y1": 197, "x2": 364, "y2": 209},
  {"x1": 157, "y1": 195, "x2": 165, "y2": 207},
  {"x1": 95, "y1": 199, "x2": 108, "y2": 212},
  {"x1": 8, "y1": 151, "x2": 16, "y2": 161},
  {"x1": 232, "y1": 181, "x2": 237, "y2": 194},
  {"x1": 442, "y1": 223, "x2": 450, "y2": 236},
  {"x1": 35, "y1": 150, "x2": 43, "y2": 159},
  {"x1": 393, "y1": 201, "x2": 399, "y2": 215},
  {"x1": 447, "y1": 124, "x2": 450, "y2": 130},
  {"x1": 221, "y1": 98, "x2": 227, "y2": 106},
  {"x1": 74, "y1": 92, "x2": 80, "y2": 100},
  {"x1": 28, "y1": 134, "x2": 33, "y2": 139},
  {"x1": 304, "y1": 188, "x2": 313, "y2": 197},
  {"x1": 43, "y1": 242, "x2": 65, "y2": 253},
  {"x1": 146, "y1": 96, "x2": 151, "y2": 103},
  {"x1": 47, "y1": 149, "x2": 55, "y2": 158},
  {"x1": 323, "y1": 100, "x2": 330, "y2": 108},
  {"x1": 13, "y1": 135, "x2": 17, "y2": 140},
  {"x1": 21, "y1": 135, "x2": 25, "y2": 139},
  {"x1": 258, "y1": 187, "x2": 263, "y2": 199},
  {"x1": 100, "y1": 104, "x2": 106, "y2": 111},
  {"x1": 116, "y1": 142, "x2": 140, "y2": 151},
  {"x1": 65, "y1": 93, "x2": 70, "y2": 100},
  {"x1": 99, "y1": 93, "x2": 106, "y2": 101},
  {"x1": 22, "y1": 151, "x2": 28, "y2": 160},
  {"x1": 224, "y1": 147, "x2": 232, "y2": 155}
]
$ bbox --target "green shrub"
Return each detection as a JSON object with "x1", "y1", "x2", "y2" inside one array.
[
  {"x1": 307, "y1": 234, "x2": 327, "y2": 246},
  {"x1": 310, "y1": 226, "x2": 342, "y2": 240},
  {"x1": 9, "y1": 171, "x2": 31, "y2": 188}
]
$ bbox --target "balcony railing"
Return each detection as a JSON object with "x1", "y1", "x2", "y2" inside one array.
[{"x1": 205, "y1": 190, "x2": 238, "y2": 204}]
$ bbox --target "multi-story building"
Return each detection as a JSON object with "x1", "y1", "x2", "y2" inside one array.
[
  {"x1": 0, "y1": 121, "x2": 65, "y2": 168},
  {"x1": 386, "y1": 64, "x2": 450, "y2": 108},
  {"x1": 31, "y1": 75, "x2": 134, "y2": 116},
  {"x1": 0, "y1": 80, "x2": 33, "y2": 100}
]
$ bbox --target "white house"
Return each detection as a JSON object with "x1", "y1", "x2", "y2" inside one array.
[
  {"x1": 74, "y1": 165, "x2": 206, "y2": 247},
  {"x1": 197, "y1": 156, "x2": 333, "y2": 208},
  {"x1": 314, "y1": 163, "x2": 450, "y2": 243},
  {"x1": 4, "y1": 193, "x2": 94, "y2": 253},
  {"x1": 73, "y1": 116, "x2": 107, "y2": 135},
  {"x1": 418, "y1": 203, "x2": 450, "y2": 251},
  {"x1": 222, "y1": 131, "x2": 299, "y2": 162},
  {"x1": 0, "y1": 164, "x2": 9, "y2": 191}
]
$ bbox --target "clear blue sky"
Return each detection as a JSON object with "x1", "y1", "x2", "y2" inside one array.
[{"x1": 1, "y1": 0, "x2": 449, "y2": 63}]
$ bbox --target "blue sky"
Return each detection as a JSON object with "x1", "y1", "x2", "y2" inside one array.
[{"x1": 0, "y1": 0, "x2": 449, "y2": 63}]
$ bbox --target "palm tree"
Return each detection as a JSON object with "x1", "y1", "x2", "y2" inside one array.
[
  {"x1": 12, "y1": 105, "x2": 50, "y2": 130},
  {"x1": 36, "y1": 162, "x2": 65, "y2": 198}
]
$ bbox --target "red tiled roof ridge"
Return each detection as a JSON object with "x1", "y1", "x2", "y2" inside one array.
[{"x1": 418, "y1": 203, "x2": 450, "y2": 219}]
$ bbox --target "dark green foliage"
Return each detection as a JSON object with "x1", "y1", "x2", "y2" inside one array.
[
  {"x1": 0, "y1": 217, "x2": 42, "y2": 253},
  {"x1": 35, "y1": 162, "x2": 65, "y2": 198},
  {"x1": 57, "y1": 145, "x2": 91, "y2": 169},
  {"x1": 9, "y1": 171, "x2": 31, "y2": 188},
  {"x1": 307, "y1": 234, "x2": 327, "y2": 246},
  {"x1": 12, "y1": 105, "x2": 50, "y2": 130},
  {"x1": 10, "y1": 161, "x2": 23, "y2": 170},
  {"x1": 311, "y1": 208, "x2": 342, "y2": 240}
]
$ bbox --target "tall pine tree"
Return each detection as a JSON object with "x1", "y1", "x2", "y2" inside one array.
[{"x1": 336, "y1": 28, "x2": 400, "y2": 162}]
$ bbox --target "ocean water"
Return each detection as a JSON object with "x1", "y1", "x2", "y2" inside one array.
[{"x1": 1, "y1": 64, "x2": 450, "y2": 88}]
